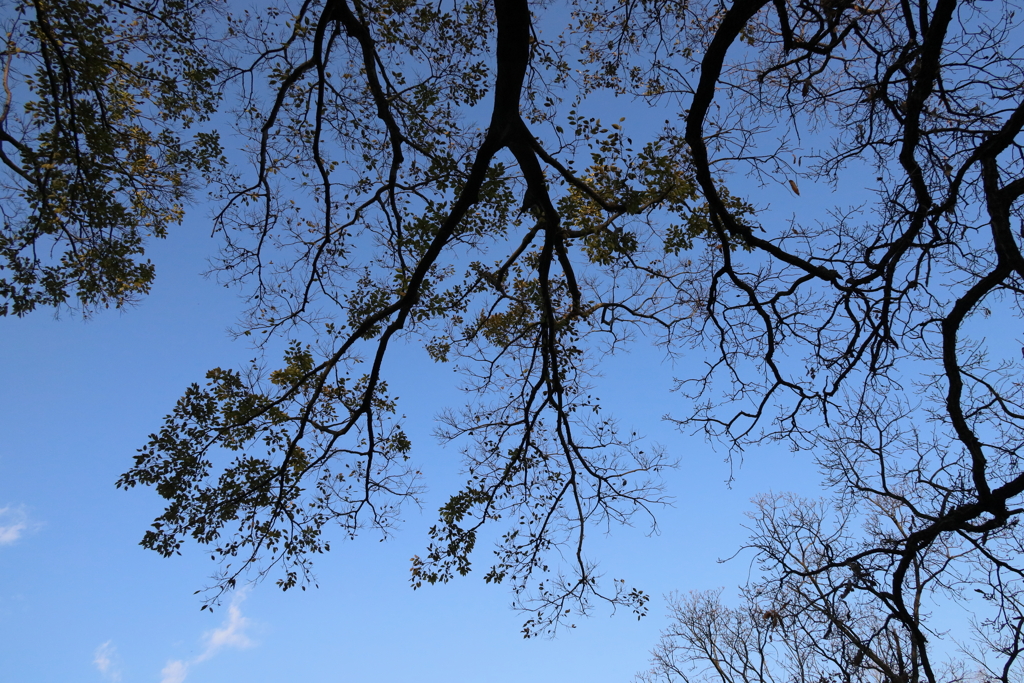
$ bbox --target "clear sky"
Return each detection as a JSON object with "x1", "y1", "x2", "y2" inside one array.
[{"x1": 0, "y1": 202, "x2": 825, "y2": 682}]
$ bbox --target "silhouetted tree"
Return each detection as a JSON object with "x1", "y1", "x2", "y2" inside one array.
[
  {"x1": 11, "y1": 0, "x2": 1015, "y2": 648},
  {"x1": 0, "y1": 0, "x2": 222, "y2": 315}
]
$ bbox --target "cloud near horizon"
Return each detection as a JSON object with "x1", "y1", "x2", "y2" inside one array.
[{"x1": 160, "y1": 590, "x2": 254, "y2": 683}]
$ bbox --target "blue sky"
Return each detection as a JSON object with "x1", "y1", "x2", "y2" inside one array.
[{"x1": 0, "y1": 205, "x2": 826, "y2": 681}]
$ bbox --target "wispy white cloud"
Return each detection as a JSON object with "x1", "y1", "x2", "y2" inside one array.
[
  {"x1": 160, "y1": 660, "x2": 189, "y2": 683},
  {"x1": 93, "y1": 641, "x2": 122, "y2": 682},
  {"x1": 0, "y1": 505, "x2": 30, "y2": 546},
  {"x1": 160, "y1": 591, "x2": 255, "y2": 683},
  {"x1": 196, "y1": 595, "x2": 253, "y2": 662}
]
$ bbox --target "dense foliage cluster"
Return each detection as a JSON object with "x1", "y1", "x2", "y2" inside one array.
[
  {"x1": 8, "y1": 0, "x2": 1024, "y2": 676},
  {"x1": 0, "y1": 0, "x2": 223, "y2": 315}
]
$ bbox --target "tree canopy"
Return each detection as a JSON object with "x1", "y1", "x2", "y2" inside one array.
[
  {"x1": 8, "y1": 0, "x2": 1024, "y2": 673},
  {"x1": 0, "y1": 0, "x2": 223, "y2": 315}
]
